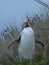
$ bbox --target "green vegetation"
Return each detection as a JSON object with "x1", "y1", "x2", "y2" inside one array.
[{"x1": 0, "y1": 12, "x2": 49, "y2": 65}]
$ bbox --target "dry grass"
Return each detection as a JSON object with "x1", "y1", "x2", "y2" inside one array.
[{"x1": 0, "y1": 14, "x2": 49, "y2": 65}]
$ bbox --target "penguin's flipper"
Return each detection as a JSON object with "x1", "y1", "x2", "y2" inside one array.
[
  {"x1": 35, "y1": 38, "x2": 44, "y2": 48},
  {"x1": 7, "y1": 35, "x2": 21, "y2": 49}
]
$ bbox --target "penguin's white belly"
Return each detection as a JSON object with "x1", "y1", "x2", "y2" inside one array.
[{"x1": 18, "y1": 27, "x2": 35, "y2": 60}]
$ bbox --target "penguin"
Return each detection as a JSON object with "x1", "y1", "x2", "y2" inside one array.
[{"x1": 7, "y1": 22, "x2": 44, "y2": 61}]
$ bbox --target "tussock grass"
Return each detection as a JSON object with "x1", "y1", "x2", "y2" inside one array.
[{"x1": 0, "y1": 13, "x2": 49, "y2": 65}]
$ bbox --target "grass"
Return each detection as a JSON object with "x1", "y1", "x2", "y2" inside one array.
[
  {"x1": 0, "y1": 53, "x2": 49, "y2": 65},
  {"x1": 0, "y1": 13, "x2": 49, "y2": 65}
]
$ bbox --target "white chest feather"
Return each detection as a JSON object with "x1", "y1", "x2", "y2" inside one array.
[{"x1": 18, "y1": 27, "x2": 35, "y2": 61}]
